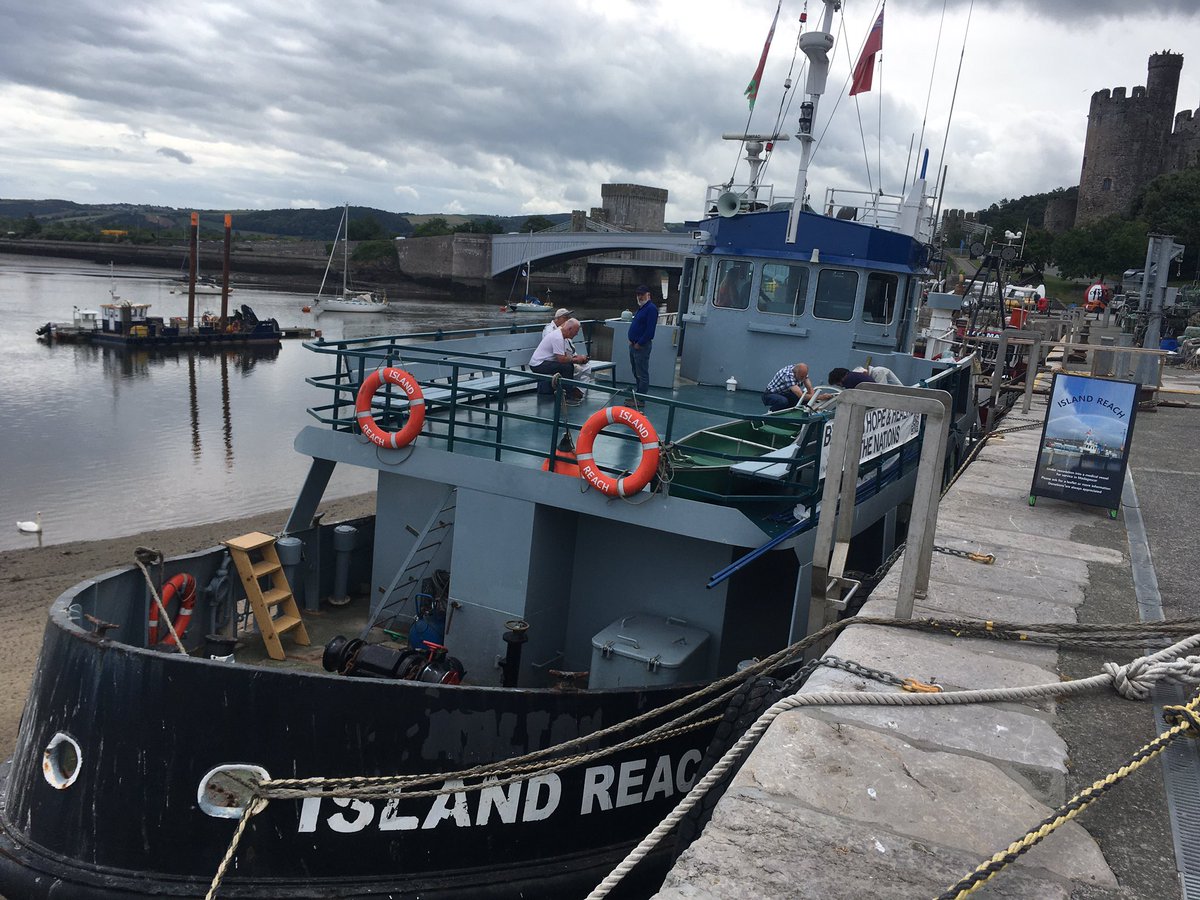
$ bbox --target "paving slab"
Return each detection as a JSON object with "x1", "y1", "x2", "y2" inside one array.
[
  {"x1": 658, "y1": 795, "x2": 1072, "y2": 900},
  {"x1": 799, "y1": 666, "x2": 1068, "y2": 789},
  {"x1": 874, "y1": 552, "x2": 1088, "y2": 605},
  {"x1": 724, "y1": 714, "x2": 1114, "y2": 886},
  {"x1": 818, "y1": 623, "x2": 1060, "y2": 692},
  {"x1": 858, "y1": 586, "x2": 1077, "y2": 630},
  {"x1": 933, "y1": 519, "x2": 1125, "y2": 565}
]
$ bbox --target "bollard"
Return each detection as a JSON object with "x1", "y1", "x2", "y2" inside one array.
[
  {"x1": 331, "y1": 525, "x2": 357, "y2": 607},
  {"x1": 275, "y1": 535, "x2": 303, "y2": 607}
]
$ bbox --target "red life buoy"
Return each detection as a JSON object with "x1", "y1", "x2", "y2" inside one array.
[
  {"x1": 355, "y1": 367, "x2": 425, "y2": 449},
  {"x1": 149, "y1": 573, "x2": 197, "y2": 645},
  {"x1": 575, "y1": 406, "x2": 660, "y2": 497}
]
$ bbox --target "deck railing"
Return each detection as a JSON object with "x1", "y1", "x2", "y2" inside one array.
[{"x1": 303, "y1": 331, "x2": 971, "y2": 532}]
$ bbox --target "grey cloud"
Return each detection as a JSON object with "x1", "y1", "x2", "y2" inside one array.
[
  {"x1": 157, "y1": 147, "x2": 193, "y2": 164},
  {"x1": 914, "y1": 0, "x2": 1200, "y2": 20}
]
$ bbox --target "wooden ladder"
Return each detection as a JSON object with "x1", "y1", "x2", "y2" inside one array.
[{"x1": 224, "y1": 531, "x2": 310, "y2": 661}]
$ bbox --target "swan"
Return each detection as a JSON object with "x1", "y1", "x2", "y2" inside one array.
[{"x1": 17, "y1": 512, "x2": 42, "y2": 533}]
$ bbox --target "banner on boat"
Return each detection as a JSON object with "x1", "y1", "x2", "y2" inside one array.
[
  {"x1": 819, "y1": 407, "x2": 921, "y2": 479},
  {"x1": 1029, "y1": 373, "x2": 1139, "y2": 514}
]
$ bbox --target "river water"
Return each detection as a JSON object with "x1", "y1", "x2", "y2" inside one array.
[{"x1": 0, "y1": 255, "x2": 613, "y2": 552}]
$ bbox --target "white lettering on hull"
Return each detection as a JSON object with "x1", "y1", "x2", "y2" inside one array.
[{"x1": 297, "y1": 749, "x2": 703, "y2": 834}]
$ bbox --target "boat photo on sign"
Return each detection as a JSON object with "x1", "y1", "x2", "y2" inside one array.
[{"x1": 1029, "y1": 373, "x2": 1139, "y2": 516}]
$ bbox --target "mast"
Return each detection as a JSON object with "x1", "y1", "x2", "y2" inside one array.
[
  {"x1": 342, "y1": 202, "x2": 349, "y2": 297},
  {"x1": 785, "y1": 0, "x2": 839, "y2": 244}
]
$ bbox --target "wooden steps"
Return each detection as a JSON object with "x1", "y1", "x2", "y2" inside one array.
[{"x1": 223, "y1": 532, "x2": 310, "y2": 660}]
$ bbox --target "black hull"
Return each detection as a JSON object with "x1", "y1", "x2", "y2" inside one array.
[{"x1": 0, "y1": 607, "x2": 715, "y2": 898}]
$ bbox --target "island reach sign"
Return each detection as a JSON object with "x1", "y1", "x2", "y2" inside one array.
[{"x1": 1029, "y1": 372, "x2": 1139, "y2": 519}]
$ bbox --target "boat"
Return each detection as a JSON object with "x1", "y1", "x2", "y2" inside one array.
[
  {"x1": 0, "y1": 5, "x2": 993, "y2": 897},
  {"x1": 507, "y1": 297, "x2": 551, "y2": 313},
  {"x1": 35, "y1": 263, "x2": 116, "y2": 342},
  {"x1": 504, "y1": 238, "x2": 553, "y2": 314},
  {"x1": 312, "y1": 204, "x2": 389, "y2": 313}
]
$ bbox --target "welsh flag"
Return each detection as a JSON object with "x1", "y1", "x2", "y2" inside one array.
[
  {"x1": 850, "y1": 9, "x2": 884, "y2": 96},
  {"x1": 744, "y1": 1, "x2": 782, "y2": 110}
]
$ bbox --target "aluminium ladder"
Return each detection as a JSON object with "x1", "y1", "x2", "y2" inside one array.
[{"x1": 224, "y1": 531, "x2": 310, "y2": 660}]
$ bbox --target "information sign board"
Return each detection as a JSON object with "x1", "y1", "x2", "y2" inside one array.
[{"x1": 1029, "y1": 373, "x2": 1139, "y2": 518}]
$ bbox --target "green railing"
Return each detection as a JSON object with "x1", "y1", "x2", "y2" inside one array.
[{"x1": 302, "y1": 331, "x2": 976, "y2": 528}]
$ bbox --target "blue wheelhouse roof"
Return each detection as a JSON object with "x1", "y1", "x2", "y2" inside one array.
[{"x1": 688, "y1": 208, "x2": 926, "y2": 275}]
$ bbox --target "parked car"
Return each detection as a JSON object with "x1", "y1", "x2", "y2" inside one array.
[{"x1": 1122, "y1": 266, "x2": 1156, "y2": 283}]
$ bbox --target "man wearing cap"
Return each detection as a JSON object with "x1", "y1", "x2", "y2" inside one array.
[
  {"x1": 542, "y1": 308, "x2": 573, "y2": 338},
  {"x1": 628, "y1": 284, "x2": 658, "y2": 399},
  {"x1": 531, "y1": 317, "x2": 587, "y2": 402}
]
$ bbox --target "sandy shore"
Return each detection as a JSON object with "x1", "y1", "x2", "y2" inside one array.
[{"x1": 0, "y1": 492, "x2": 375, "y2": 758}]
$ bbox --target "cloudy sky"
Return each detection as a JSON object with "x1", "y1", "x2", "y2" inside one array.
[{"x1": 3, "y1": 1, "x2": 1199, "y2": 222}]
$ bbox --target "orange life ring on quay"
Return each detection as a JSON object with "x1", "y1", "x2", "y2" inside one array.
[
  {"x1": 149, "y1": 573, "x2": 197, "y2": 645},
  {"x1": 355, "y1": 367, "x2": 425, "y2": 449},
  {"x1": 575, "y1": 406, "x2": 660, "y2": 497}
]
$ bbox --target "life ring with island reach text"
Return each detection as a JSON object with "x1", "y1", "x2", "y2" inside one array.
[
  {"x1": 149, "y1": 573, "x2": 197, "y2": 645},
  {"x1": 575, "y1": 407, "x2": 660, "y2": 497},
  {"x1": 355, "y1": 367, "x2": 426, "y2": 449}
]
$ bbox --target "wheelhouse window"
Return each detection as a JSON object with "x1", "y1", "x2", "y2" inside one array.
[
  {"x1": 713, "y1": 259, "x2": 752, "y2": 309},
  {"x1": 757, "y1": 263, "x2": 808, "y2": 317},
  {"x1": 813, "y1": 269, "x2": 858, "y2": 321},
  {"x1": 863, "y1": 273, "x2": 898, "y2": 324}
]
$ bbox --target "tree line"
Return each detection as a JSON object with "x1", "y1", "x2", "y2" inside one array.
[{"x1": 947, "y1": 169, "x2": 1200, "y2": 284}]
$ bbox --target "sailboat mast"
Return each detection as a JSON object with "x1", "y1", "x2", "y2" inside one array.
[
  {"x1": 785, "y1": 0, "x2": 839, "y2": 244},
  {"x1": 343, "y1": 203, "x2": 349, "y2": 296}
]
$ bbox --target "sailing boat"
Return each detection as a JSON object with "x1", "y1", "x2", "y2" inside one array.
[
  {"x1": 505, "y1": 233, "x2": 551, "y2": 313},
  {"x1": 313, "y1": 204, "x2": 389, "y2": 313}
]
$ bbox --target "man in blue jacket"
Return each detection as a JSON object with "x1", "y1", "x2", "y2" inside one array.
[{"x1": 628, "y1": 284, "x2": 658, "y2": 401}]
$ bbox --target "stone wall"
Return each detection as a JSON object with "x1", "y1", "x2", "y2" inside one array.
[{"x1": 1042, "y1": 194, "x2": 1077, "y2": 234}]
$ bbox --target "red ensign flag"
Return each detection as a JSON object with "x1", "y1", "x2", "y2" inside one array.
[{"x1": 850, "y1": 10, "x2": 884, "y2": 96}]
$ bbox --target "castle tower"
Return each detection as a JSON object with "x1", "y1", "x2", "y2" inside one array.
[{"x1": 1076, "y1": 52, "x2": 1182, "y2": 225}]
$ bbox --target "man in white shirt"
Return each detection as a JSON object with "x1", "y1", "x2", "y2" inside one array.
[
  {"x1": 542, "y1": 308, "x2": 572, "y2": 338},
  {"x1": 531, "y1": 318, "x2": 587, "y2": 400}
]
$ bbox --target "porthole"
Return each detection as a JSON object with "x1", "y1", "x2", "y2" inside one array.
[
  {"x1": 43, "y1": 733, "x2": 82, "y2": 790},
  {"x1": 197, "y1": 763, "x2": 271, "y2": 819}
]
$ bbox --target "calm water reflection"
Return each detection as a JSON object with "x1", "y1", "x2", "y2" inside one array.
[{"x1": 0, "y1": 254, "x2": 620, "y2": 551}]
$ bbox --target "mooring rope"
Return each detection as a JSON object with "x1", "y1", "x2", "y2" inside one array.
[
  {"x1": 133, "y1": 547, "x2": 188, "y2": 654},
  {"x1": 583, "y1": 629, "x2": 1200, "y2": 900},
  {"x1": 199, "y1": 619, "x2": 1200, "y2": 898}
]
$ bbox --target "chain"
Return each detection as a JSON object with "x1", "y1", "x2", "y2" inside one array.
[
  {"x1": 780, "y1": 654, "x2": 906, "y2": 693},
  {"x1": 870, "y1": 543, "x2": 907, "y2": 583},
  {"x1": 933, "y1": 545, "x2": 996, "y2": 564}
]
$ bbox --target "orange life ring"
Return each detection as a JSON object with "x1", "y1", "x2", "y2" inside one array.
[
  {"x1": 355, "y1": 367, "x2": 425, "y2": 449},
  {"x1": 149, "y1": 573, "x2": 197, "y2": 645},
  {"x1": 575, "y1": 406, "x2": 660, "y2": 497}
]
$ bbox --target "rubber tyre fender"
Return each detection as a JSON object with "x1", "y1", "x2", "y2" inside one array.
[{"x1": 672, "y1": 675, "x2": 784, "y2": 855}]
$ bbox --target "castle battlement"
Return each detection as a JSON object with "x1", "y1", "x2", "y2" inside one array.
[{"x1": 1174, "y1": 108, "x2": 1200, "y2": 133}]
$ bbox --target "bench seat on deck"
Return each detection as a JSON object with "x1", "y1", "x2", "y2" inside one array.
[
  {"x1": 422, "y1": 372, "x2": 538, "y2": 404},
  {"x1": 729, "y1": 443, "x2": 803, "y2": 480}
]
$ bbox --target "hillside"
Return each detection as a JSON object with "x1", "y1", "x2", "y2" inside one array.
[{"x1": 0, "y1": 200, "x2": 569, "y2": 241}]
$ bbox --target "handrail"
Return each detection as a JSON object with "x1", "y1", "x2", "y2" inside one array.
[{"x1": 302, "y1": 337, "x2": 973, "y2": 532}]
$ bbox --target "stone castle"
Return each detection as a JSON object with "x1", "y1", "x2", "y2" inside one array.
[{"x1": 1069, "y1": 51, "x2": 1200, "y2": 228}]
